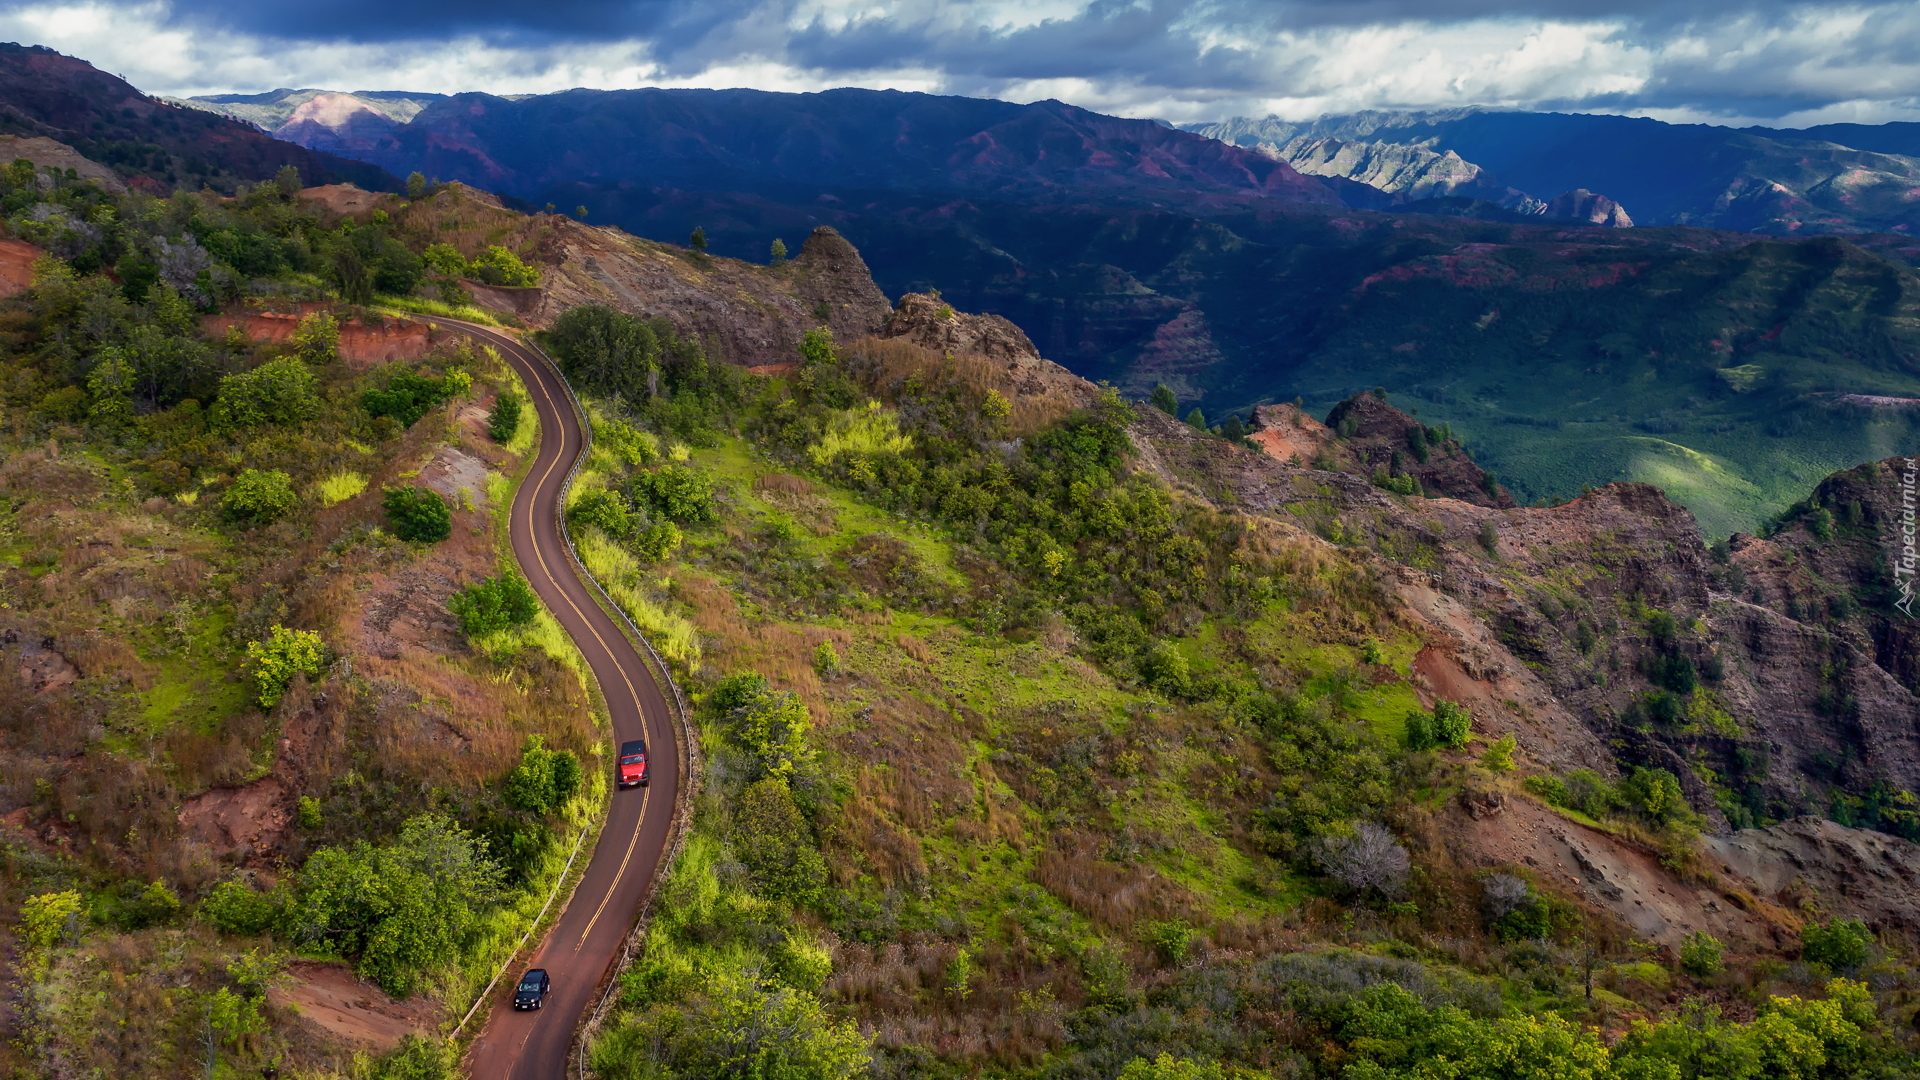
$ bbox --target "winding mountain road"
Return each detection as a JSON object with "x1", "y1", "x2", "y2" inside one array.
[{"x1": 446, "y1": 321, "x2": 681, "y2": 1080}]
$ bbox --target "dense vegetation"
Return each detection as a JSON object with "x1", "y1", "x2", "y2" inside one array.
[{"x1": 543, "y1": 304, "x2": 1920, "y2": 1079}]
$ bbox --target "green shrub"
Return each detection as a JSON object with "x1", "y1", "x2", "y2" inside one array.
[
  {"x1": 201, "y1": 879, "x2": 279, "y2": 936},
  {"x1": 569, "y1": 488, "x2": 636, "y2": 539},
  {"x1": 289, "y1": 312, "x2": 339, "y2": 365},
  {"x1": 1801, "y1": 918, "x2": 1873, "y2": 973},
  {"x1": 383, "y1": 486, "x2": 452, "y2": 543},
  {"x1": 487, "y1": 391, "x2": 523, "y2": 442},
  {"x1": 449, "y1": 571, "x2": 541, "y2": 636},
  {"x1": 367, "y1": 1035, "x2": 455, "y2": 1080},
  {"x1": 243, "y1": 625, "x2": 327, "y2": 708},
  {"x1": 364, "y1": 369, "x2": 465, "y2": 428},
  {"x1": 631, "y1": 464, "x2": 716, "y2": 523},
  {"x1": 812, "y1": 639, "x2": 841, "y2": 679},
  {"x1": 1481, "y1": 733, "x2": 1518, "y2": 772},
  {"x1": 502, "y1": 736, "x2": 583, "y2": 816},
  {"x1": 712, "y1": 673, "x2": 817, "y2": 781},
  {"x1": 222, "y1": 468, "x2": 297, "y2": 526},
  {"x1": 1145, "y1": 920, "x2": 1196, "y2": 965},
  {"x1": 1138, "y1": 640, "x2": 1194, "y2": 698},
  {"x1": 732, "y1": 778, "x2": 827, "y2": 907},
  {"x1": 635, "y1": 520, "x2": 682, "y2": 562},
  {"x1": 470, "y1": 245, "x2": 539, "y2": 287},
  {"x1": 1619, "y1": 766, "x2": 1688, "y2": 825},
  {"x1": 212, "y1": 357, "x2": 320, "y2": 430},
  {"x1": 1405, "y1": 700, "x2": 1472, "y2": 751},
  {"x1": 1680, "y1": 930, "x2": 1724, "y2": 977}
]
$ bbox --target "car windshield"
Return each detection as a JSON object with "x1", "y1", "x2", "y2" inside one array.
[
  {"x1": 620, "y1": 754, "x2": 644, "y2": 763},
  {"x1": 519, "y1": 979, "x2": 540, "y2": 991}
]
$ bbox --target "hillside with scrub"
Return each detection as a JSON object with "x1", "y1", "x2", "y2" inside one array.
[{"x1": 5, "y1": 129, "x2": 1920, "y2": 1080}]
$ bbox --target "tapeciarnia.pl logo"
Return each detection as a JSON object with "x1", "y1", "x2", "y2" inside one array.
[{"x1": 1897, "y1": 458, "x2": 1919, "y2": 618}]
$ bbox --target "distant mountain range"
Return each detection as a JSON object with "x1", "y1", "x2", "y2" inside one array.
[
  {"x1": 0, "y1": 45, "x2": 394, "y2": 193},
  {"x1": 9, "y1": 46, "x2": 1920, "y2": 532},
  {"x1": 1186, "y1": 110, "x2": 1920, "y2": 235}
]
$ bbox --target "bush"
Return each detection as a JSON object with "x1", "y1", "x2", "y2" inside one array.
[
  {"x1": 383, "y1": 485, "x2": 452, "y2": 543},
  {"x1": 223, "y1": 468, "x2": 297, "y2": 526},
  {"x1": 213, "y1": 357, "x2": 319, "y2": 430},
  {"x1": 1404, "y1": 700, "x2": 1472, "y2": 751},
  {"x1": 449, "y1": 571, "x2": 540, "y2": 636},
  {"x1": 1144, "y1": 920, "x2": 1196, "y2": 965},
  {"x1": 364, "y1": 369, "x2": 465, "y2": 428},
  {"x1": 594, "y1": 970, "x2": 869, "y2": 1080},
  {"x1": 569, "y1": 488, "x2": 636, "y2": 539},
  {"x1": 714, "y1": 675, "x2": 817, "y2": 782},
  {"x1": 487, "y1": 392, "x2": 523, "y2": 442},
  {"x1": 1481, "y1": 733, "x2": 1518, "y2": 772},
  {"x1": 1138, "y1": 640, "x2": 1193, "y2": 698},
  {"x1": 289, "y1": 312, "x2": 339, "y2": 365},
  {"x1": 502, "y1": 736, "x2": 583, "y2": 816},
  {"x1": 631, "y1": 464, "x2": 716, "y2": 524},
  {"x1": 1801, "y1": 918, "x2": 1873, "y2": 973},
  {"x1": 732, "y1": 778, "x2": 827, "y2": 907},
  {"x1": 243, "y1": 624, "x2": 327, "y2": 708},
  {"x1": 1680, "y1": 930, "x2": 1724, "y2": 977},
  {"x1": 201, "y1": 879, "x2": 279, "y2": 936},
  {"x1": 1312, "y1": 822, "x2": 1410, "y2": 898},
  {"x1": 368, "y1": 1035, "x2": 456, "y2": 1080},
  {"x1": 470, "y1": 245, "x2": 539, "y2": 287}
]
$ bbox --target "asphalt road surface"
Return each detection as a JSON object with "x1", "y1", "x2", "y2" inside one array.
[{"x1": 447, "y1": 322, "x2": 681, "y2": 1080}]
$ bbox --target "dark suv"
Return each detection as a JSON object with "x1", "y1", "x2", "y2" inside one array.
[
  {"x1": 513, "y1": 969, "x2": 550, "y2": 1010},
  {"x1": 617, "y1": 739, "x2": 649, "y2": 788}
]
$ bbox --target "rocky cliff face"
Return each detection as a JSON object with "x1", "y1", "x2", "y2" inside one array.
[
  {"x1": 1547, "y1": 187, "x2": 1634, "y2": 227},
  {"x1": 1319, "y1": 391, "x2": 1515, "y2": 507},
  {"x1": 1126, "y1": 392, "x2": 1920, "y2": 937}
]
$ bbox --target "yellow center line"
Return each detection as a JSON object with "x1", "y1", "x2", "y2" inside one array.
[
  {"x1": 576, "y1": 785, "x2": 648, "y2": 949},
  {"x1": 459, "y1": 326, "x2": 657, "y2": 925}
]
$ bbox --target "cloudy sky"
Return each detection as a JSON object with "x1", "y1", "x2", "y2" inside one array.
[{"x1": 5, "y1": 0, "x2": 1919, "y2": 126}]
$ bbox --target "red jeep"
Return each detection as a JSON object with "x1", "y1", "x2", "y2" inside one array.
[{"x1": 617, "y1": 739, "x2": 649, "y2": 788}]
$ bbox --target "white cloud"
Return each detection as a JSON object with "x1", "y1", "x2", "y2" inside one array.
[{"x1": 5, "y1": 0, "x2": 1920, "y2": 129}]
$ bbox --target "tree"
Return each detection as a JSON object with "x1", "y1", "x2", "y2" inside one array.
[
  {"x1": 1149, "y1": 384, "x2": 1178, "y2": 415},
  {"x1": 1481, "y1": 733, "x2": 1518, "y2": 772},
  {"x1": 364, "y1": 369, "x2": 463, "y2": 428},
  {"x1": 575, "y1": 205, "x2": 588, "y2": 219},
  {"x1": 274, "y1": 164, "x2": 303, "y2": 200},
  {"x1": 1184, "y1": 406, "x2": 1206, "y2": 430},
  {"x1": 406, "y1": 172, "x2": 427, "y2": 200},
  {"x1": 449, "y1": 571, "x2": 541, "y2": 637},
  {"x1": 85, "y1": 345, "x2": 135, "y2": 429},
  {"x1": 769, "y1": 238, "x2": 788, "y2": 262},
  {"x1": 223, "y1": 468, "x2": 297, "y2": 526},
  {"x1": 384, "y1": 486, "x2": 452, "y2": 543},
  {"x1": 285, "y1": 814, "x2": 504, "y2": 996},
  {"x1": 244, "y1": 624, "x2": 327, "y2": 708},
  {"x1": 213, "y1": 357, "x2": 320, "y2": 429},
  {"x1": 329, "y1": 242, "x2": 373, "y2": 304},
  {"x1": 21, "y1": 891, "x2": 83, "y2": 951},
  {"x1": 689, "y1": 226, "x2": 708, "y2": 251},
  {"x1": 487, "y1": 391, "x2": 523, "y2": 442}
]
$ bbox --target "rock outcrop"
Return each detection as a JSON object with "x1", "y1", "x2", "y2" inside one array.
[
  {"x1": 1547, "y1": 188, "x2": 1634, "y2": 227},
  {"x1": 1321, "y1": 391, "x2": 1514, "y2": 507}
]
